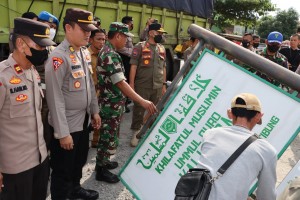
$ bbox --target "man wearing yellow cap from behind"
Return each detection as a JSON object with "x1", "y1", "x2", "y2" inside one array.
[{"x1": 197, "y1": 93, "x2": 277, "y2": 200}]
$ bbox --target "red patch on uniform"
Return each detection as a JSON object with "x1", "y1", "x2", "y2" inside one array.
[
  {"x1": 53, "y1": 57, "x2": 64, "y2": 71},
  {"x1": 74, "y1": 81, "x2": 81, "y2": 89},
  {"x1": 0, "y1": 82, "x2": 2, "y2": 87},
  {"x1": 16, "y1": 94, "x2": 28, "y2": 102},
  {"x1": 132, "y1": 48, "x2": 138, "y2": 57},
  {"x1": 14, "y1": 64, "x2": 23, "y2": 74}
]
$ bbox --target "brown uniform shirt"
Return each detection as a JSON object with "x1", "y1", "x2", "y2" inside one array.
[
  {"x1": 130, "y1": 41, "x2": 166, "y2": 89},
  {"x1": 0, "y1": 54, "x2": 47, "y2": 174}
]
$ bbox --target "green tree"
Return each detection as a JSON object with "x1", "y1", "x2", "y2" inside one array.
[
  {"x1": 257, "y1": 8, "x2": 299, "y2": 40},
  {"x1": 213, "y1": 0, "x2": 275, "y2": 31}
]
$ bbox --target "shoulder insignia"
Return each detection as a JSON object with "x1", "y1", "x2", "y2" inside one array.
[
  {"x1": 16, "y1": 94, "x2": 28, "y2": 102},
  {"x1": 9, "y1": 76, "x2": 22, "y2": 84},
  {"x1": 132, "y1": 48, "x2": 139, "y2": 57},
  {"x1": 53, "y1": 57, "x2": 64, "y2": 71},
  {"x1": 14, "y1": 64, "x2": 23, "y2": 74}
]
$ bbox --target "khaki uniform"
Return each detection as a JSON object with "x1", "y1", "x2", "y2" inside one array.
[
  {"x1": 0, "y1": 54, "x2": 47, "y2": 174},
  {"x1": 130, "y1": 41, "x2": 166, "y2": 130},
  {"x1": 45, "y1": 39, "x2": 99, "y2": 139},
  {"x1": 88, "y1": 46, "x2": 100, "y2": 147}
]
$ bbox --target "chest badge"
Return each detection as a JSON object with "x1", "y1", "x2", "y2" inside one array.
[
  {"x1": 9, "y1": 76, "x2": 22, "y2": 84},
  {"x1": 16, "y1": 94, "x2": 28, "y2": 102},
  {"x1": 74, "y1": 80, "x2": 81, "y2": 89},
  {"x1": 14, "y1": 64, "x2": 23, "y2": 74}
]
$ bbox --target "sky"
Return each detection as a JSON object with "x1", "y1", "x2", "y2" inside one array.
[{"x1": 270, "y1": 0, "x2": 300, "y2": 15}]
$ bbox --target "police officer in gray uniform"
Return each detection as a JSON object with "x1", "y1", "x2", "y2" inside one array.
[
  {"x1": 0, "y1": 17, "x2": 54, "y2": 200},
  {"x1": 45, "y1": 8, "x2": 101, "y2": 200}
]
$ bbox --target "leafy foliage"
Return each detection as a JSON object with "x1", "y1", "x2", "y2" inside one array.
[
  {"x1": 257, "y1": 8, "x2": 299, "y2": 40},
  {"x1": 213, "y1": 0, "x2": 275, "y2": 30}
]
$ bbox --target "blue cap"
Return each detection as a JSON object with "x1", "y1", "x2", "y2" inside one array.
[
  {"x1": 267, "y1": 31, "x2": 283, "y2": 44},
  {"x1": 38, "y1": 11, "x2": 59, "y2": 27}
]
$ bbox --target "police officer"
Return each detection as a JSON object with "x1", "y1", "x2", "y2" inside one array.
[
  {"x1": 37, "y1": 10, "x2": 60, "y2": 150},
  {"x1": 0, "y1": 17, "x2": 54, "y2": 200},
  {"x1": 95, "y1": 22, "x2": 156, "y2": 183},
  {"x1": 129, "y1": 23, "x2": 167, "y2": 147},
  {"x1": 45, "y1": 8, "x2": 101, "y2": 200},
  {"x1": 118, "y1": 16, "x2": 134, "y2": 113}
]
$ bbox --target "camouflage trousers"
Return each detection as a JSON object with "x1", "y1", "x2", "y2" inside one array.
[{"x1": 96, "y1": 99, "x2": 125, "y2": 167}]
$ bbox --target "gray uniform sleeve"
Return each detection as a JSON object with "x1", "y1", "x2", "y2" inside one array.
[
  {"x1": 0, "y1": 76, "x2": 6, "y2": 111},
  {"x1": 45, "y1": 53, "x2": 70, "y2": 139},
  {"x1": 89, "y1": 73, "x2": 99, "y2": 115},
  {"x1": 256, "y1": 150, "x2": 277, "y2": 200}
]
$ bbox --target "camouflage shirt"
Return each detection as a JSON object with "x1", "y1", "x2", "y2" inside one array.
[
  {"x1": 256, "y1": 48, "x2": 288, "y2": 86},
  {"x1": 97, "y1": 41, "x2": 126, "y2": 103}
]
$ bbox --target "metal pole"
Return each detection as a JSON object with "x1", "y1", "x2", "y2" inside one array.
[{"x1": 188, "y1": 24, "x2": 300, "y2": 92}]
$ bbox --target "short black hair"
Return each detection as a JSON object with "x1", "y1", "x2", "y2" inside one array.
[
  {"x1": 231, "y1": 97, "x2": 259, "y2": 122},
  {"x1": 91, "y1": 28, "x2": 106, "y2": 38},
  {"x1": 291, "y1": 33, "x2": 300, "y2": 40},
  {"x1": 122, "y1": 16, "x2": 133, "y2": 24},
  {"x1": 297, "y1": 27, "x2": 300, "y2": 33},
  {"x1": 22, "y1": 12, "x2": 38, "y2": 19},
  {"x1": 62, "y1": 20, "x2": 76, "y2": 32},
  {"x1": 253, "y1": 34, "x2": 260, "y2": 40}
]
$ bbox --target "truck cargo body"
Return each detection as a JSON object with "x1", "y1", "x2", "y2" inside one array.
[{"x1": 0, "y1": 0, "x2": 211, "y2": 80}]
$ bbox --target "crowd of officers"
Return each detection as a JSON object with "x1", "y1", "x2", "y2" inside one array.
[
  {"x1": 1, "y1": 6, "x2": 300, "y2": 200},
  {"x1": 0, "y1": 7, "x2": 167, "y2": 200}
]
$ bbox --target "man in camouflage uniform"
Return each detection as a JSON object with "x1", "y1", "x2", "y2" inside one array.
[
  {"x1": 96, "y1": 22, "x2": 157, "y2": 183},
  {"x1": 257, "y1": 31, "x2": 288, "y2": 86},
  {"x1": 129, "y1": 23, "x2": 167, "y2": 147}
]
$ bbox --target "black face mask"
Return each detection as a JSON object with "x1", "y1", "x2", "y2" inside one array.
[
  {"x1": 26, "y1": 48, "x2": 48, "y2": 66},
  {"x1": 242, "y1": 40, "x2": 250, "y2": 48},
  {"x1": 253, "y1": 43, "x2": 259, "y2": 48},
  {"x1": 267, "y1": 44, "x2": 280, "y2": 53},
  {"x1": 154, "y1": 35, "x2": 163, "y2": 43}
]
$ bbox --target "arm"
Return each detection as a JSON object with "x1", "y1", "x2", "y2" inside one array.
[
  {"x1": 162, "y1": 66, "x2": 167, "y2": 95},
  {"x1": 256, "y1": 152, "x2": 277, "y2": 200},
  {"x1": 0, "y1": 77, "x2": 6, "y2": 111},
  {"x1": 116, "y1": 80, "x2": 156, "y2": 115},
  {"x1": 45, "y1": 54, "x2": 73, "y2": 150},
  {"x1": 129, "y1": 64, "x2": 137, "y2": 89},
  {"x1": 0, "y1": 172, "x2": 3, "y2": 192}
]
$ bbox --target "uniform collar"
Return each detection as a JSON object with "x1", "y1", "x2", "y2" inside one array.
[
  {"x1": 7, "y1": 54, "x2": 25, "y2": 76},
  {"x1": 88, "y1": 46, "x2": 98, "y2": 56}
]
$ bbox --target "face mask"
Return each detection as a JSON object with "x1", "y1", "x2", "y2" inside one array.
[
  {"x1": 154, "y1": 34, "x2": 163, "y2": 43},
  {"x1": 253, "y1": 43, "x2": 259, "y2": 48},
  {"x1": 242, "y1": 40, "x2": 250, "y2": 48},
  {"x1": 267, "y1": 44, "x2": 280, "y2": 53},
  {"x1": 26, "y1": 48, "x2": 48, "y2": 66},
  {"x1": 49, "y1": 28, "x2": 56, "y2": 40}
]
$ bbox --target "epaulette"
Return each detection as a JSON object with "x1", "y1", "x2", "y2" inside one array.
[{"x1": 0, "y1": 60, "x2": 10, "y2": 73}]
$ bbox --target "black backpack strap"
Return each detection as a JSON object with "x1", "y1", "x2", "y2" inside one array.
[{"x1": 217, "y1": 134, "x2": 258, "y2": 175}]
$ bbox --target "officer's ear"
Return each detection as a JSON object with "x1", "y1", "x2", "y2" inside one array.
[{"x1": 15, "y1": 37, "x2": 27, "y2": 52}]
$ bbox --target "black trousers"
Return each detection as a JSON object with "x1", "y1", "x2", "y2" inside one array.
[
  {"x1": 119, "y1": 53, "x2": 131, "y2": 82},
  {"x1": 50, "y1": 115, "x2": 89, "y2": 200},
  {"x1": 1, "y1": 157, "x2": 49, "y2": 200}
]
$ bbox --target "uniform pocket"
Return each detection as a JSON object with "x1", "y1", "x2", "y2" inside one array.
[
  {"x1": 69, "y1": 76, "x2": 85, "y2": 92},
  {"x1": 9, "y1": 91, "x2": 34, "y2": 118}
]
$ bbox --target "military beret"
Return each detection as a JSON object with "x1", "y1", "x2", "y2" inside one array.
[
  {"x1": 38, "y1": 11, "x2": 59, "y2": 27},
  {"x1": 13, "y1": 17, "x2": 56, "y2": 47},
  {"x1": 64, "y1": 8, "x2": 97, "y2": 31},
  {"x1": 109, "y1": 22, "x2": 134, "y2": 37},
  {"x1": 148, "y1": 23, "x2": 167, "y2": 33},
  {"x1": 121, "y1": 16, "x2": 133, "y2": 24}
]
